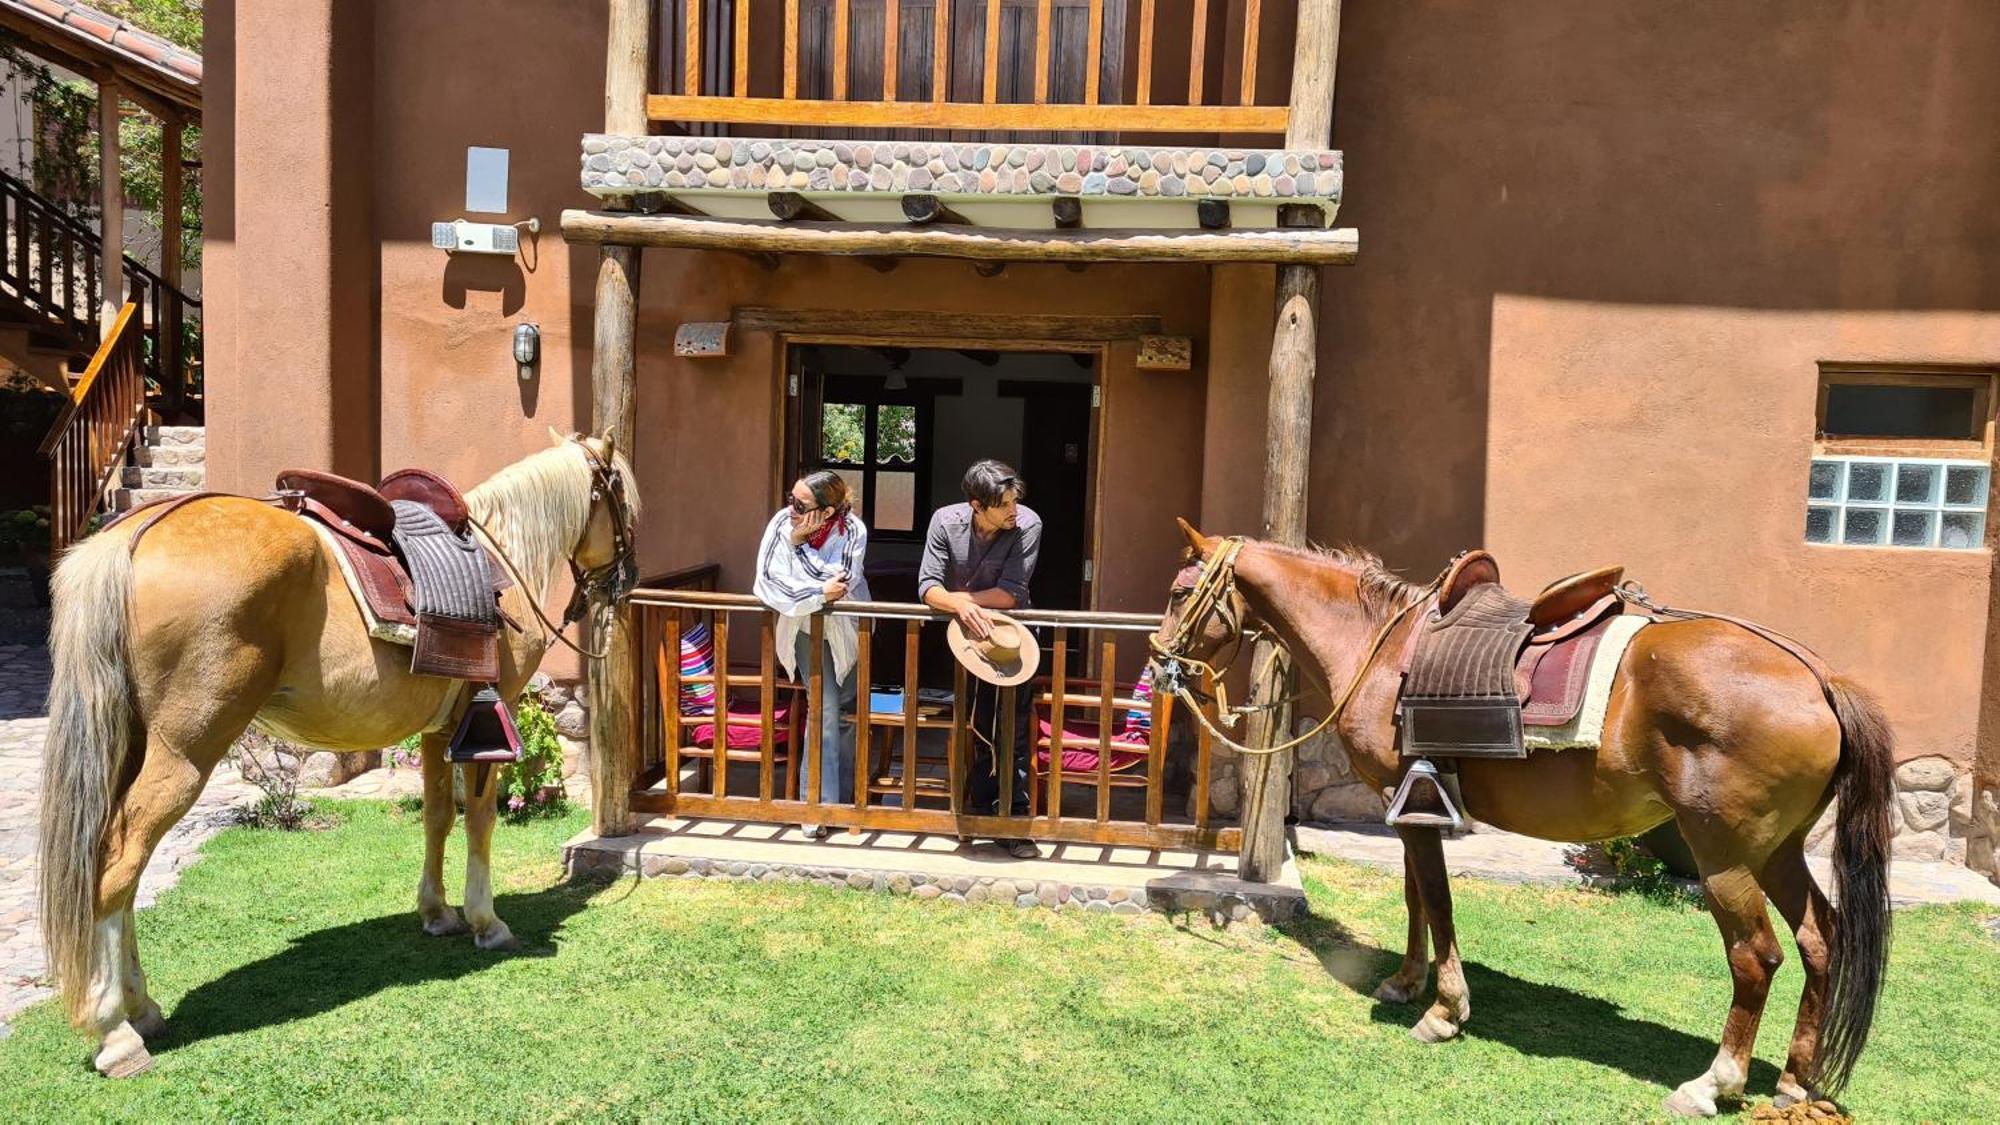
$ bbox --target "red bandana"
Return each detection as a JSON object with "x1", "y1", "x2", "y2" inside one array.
[{"x1": 806, "y1": 513, "x2": 848, "y2": 550}]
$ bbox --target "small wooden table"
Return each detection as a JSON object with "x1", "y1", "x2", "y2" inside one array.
[{"x1": 846, "y1": 690, "x2": 956, "y2": 807}]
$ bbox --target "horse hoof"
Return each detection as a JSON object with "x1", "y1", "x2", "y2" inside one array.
[
  {"x1": 1409, "y1": 1012, "x2": 1461, "y2": 1043},
  {"x1": 130, "y1": 1004, "x2": 167, "y2": 1040},
  {"x1": 1663, "y1": 1082, "x2": 1719, "y2": 1118},
  {"x1": 94, "y1": 1022, "x2": 154, "y2": 1079},
  {"x1": 474, "y1": 922, "x2": 518, "y2": 951},
  {"x1": 422, "y1": 910, "x2": 470, "y2": 937},
  {"x1": 1372, "y1": 977, "x2": 1421, "y2": 1003}
]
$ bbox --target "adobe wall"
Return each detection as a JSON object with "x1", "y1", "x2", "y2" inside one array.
[{"x1": 1301, "y1": 1, "x2": 2000, "y2": 868}]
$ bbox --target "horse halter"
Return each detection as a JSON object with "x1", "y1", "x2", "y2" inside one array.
[
  {"x1": 560, "y1": 437, "x2": 639, "y2": 631},
  {"x1": 1147, "y1": 536, "x2": 1251, "y2": 701}
]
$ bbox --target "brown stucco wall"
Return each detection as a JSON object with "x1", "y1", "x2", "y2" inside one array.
[
  {"x1": 205, "y1": 0, "x2": 2000, "y2": 809},
  {"x1": 1312, "y1": 1, "x2": 2000, "y2": 777}
]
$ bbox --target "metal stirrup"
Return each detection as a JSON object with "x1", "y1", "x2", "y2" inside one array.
[{"x1": 1384, "y1": 758, "x2": 1465, "y2": 831}]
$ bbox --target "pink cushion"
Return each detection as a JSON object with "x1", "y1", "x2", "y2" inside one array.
[
  {"x1": 1034, "y1": 718, "x2": 1148, "y2": 773},
  {"x1": 690, "y1": 700, "x2": 795, "y2": 751}
]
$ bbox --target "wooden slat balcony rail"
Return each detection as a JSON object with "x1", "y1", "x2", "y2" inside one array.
[
  {"x1": 649, "y1": 0, "x2": 1289, "y2": 136},
  {"x1": 629, "y1": 584, "x2": 1235, "y2": 851},
  {"x1": 37, "y1": 302, "x2": 146, "y2": 555},
  {"x1": 0, "y1": 169, "x2": 203, "y2": 417}
]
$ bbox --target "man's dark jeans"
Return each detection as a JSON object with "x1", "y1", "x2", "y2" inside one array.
[{"x1": 966, "y1": 675, "x2": 1035, "y2": 817}]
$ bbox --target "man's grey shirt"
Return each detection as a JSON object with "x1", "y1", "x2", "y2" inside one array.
[{"x1": 916, "y1": 503, "x2": 1042, "y2": 609}]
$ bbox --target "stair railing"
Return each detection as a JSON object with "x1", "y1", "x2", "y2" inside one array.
[
  {"x1": 38, "y1": 303, "x2": 147, "y2": 555},
  {"x1": 0, "y1": 169, "x2": 203, "y2": 417}
]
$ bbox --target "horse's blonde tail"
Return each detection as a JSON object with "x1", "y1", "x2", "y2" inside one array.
[{"x1": 38, "y1": 532, "x2": 137, "y2": 1027}]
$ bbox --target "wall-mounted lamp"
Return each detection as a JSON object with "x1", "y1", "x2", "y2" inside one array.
[{"x1": 513, "y1": 322, "x2": 540, "y2": 380}]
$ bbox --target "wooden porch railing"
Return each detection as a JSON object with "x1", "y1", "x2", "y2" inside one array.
[
  {"x1": 630, "y1": 585, "x2": 1234, "y2": 850},
  {"x1": 37, "y1": 303, "x2": 146, "y2": 555},
  {"x1": 0, "y1": 169, "x2": 202, "y2": 417},
  {"x1": 650, "y1": 0, "x2": 1290, "y2": 135}
]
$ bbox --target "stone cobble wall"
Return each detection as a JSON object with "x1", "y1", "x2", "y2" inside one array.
[
  {"x1": 1804, "y1": 755, "x2": 1987, "y2": 874},
  {"x1": 582, "y1": 135, "x2": 1343, "y2": 202}
]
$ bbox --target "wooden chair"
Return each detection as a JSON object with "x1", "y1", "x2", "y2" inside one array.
[
  {"x1": 657, "y1": 632, "x2": 805, "y2": 797},
  {"x1": 1029, "y1": 676, "x2": 1155, "y2": 817}
]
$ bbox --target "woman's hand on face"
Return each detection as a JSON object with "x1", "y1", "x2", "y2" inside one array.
[{"x1": 789, "y1": 507, "x2": 827, "y2": 544}]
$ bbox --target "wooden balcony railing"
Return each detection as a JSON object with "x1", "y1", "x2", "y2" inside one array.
[
  {"x1": 38, "y1": 302, "x2": 146, "y2": 555},
  {"x1": 631, "y1": 585, "x2": 1234, "y2": 851},
  {"x1": 650, "y1": 0, "x2": 1291, "y2": 136}
]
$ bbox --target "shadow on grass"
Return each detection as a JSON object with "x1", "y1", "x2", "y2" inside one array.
[
  {"x1": 1277, "y1": 911, "x2": 1780, "y2": 1093},
  {"x1": 151, "y1": 882, "x2": 598, "y2": 1054}
]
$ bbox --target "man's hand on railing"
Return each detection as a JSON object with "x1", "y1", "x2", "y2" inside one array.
[{"x1": 949, "y1": 594, "x2": 993, "y2": 640}]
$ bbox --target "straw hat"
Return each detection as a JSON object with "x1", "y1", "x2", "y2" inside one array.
[{"x1": 945, "y1": 612, "x2": 1041, "y2": 687}]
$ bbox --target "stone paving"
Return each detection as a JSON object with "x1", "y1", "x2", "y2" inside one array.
[
  {"x1": 1295, "y1": 822, "x2": 2000, "y2": 908},
  {"x1": 0, "y1": 646, "x2": 258, "y2": 1031}
]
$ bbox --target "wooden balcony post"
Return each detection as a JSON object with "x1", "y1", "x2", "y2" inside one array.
[
  {"x1": 161, "y1": 116, "x2": 184, "y2": 290},
  {"x1": 588, "y1": 0, "x2": 651, "y2": 839},
  {"x1": 96, "y1": 77, "x2": 122, "y2": 332},
  {"x1": 1239, "y1": 0, "x2": 1340, "y2": 885}
]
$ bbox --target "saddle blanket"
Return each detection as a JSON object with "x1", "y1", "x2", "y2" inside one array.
[
  {"x1": 308, "y1": 519, "x2": 417, "y2": 647},
  {"x1": 1525, "y1": 613, "x2": 1650, "y2": 751}
]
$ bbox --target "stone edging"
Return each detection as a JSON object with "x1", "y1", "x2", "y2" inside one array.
[
  {"x1": 562, "y1": 838, "x2": 1307, "y2": 925},
  {"x1": 581, "y1": 135, "x2": 1343, "y2": 203}
]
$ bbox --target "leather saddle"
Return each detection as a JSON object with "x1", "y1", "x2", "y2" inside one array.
[
  {"x1": 277, "y1": 467, "x2": 507, "y2": 681},
  {"x1": 1401, "y1": 551, "x2": 1629, "y2": 756}
]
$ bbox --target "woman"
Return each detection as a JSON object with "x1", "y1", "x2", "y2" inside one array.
[{"x1": 752, "y1": 470, "x2": 870, "y2": 838}]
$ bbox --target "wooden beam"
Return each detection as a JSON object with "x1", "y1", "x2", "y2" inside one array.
[
  {"x1": 562, "y1": 210, "x2": 1359, "y2": 265},
  {"x1": 732, "y1": 307, "x2": 1163, "y2": 343},
  {"x1": 973, "y1": 261, "x2": 1006, "y2": 278},
  {"x1": 1051, "y1": 196, "x2": 1083, "y2": 229},
  {"x1": 901, "y1": 193, "x2": 968, "y2": 225},
  {"x1": 958, "y1": 349, "x2": 1001, "y2": 366},
  {"x1": 861, "y1": 256, "x2": 900, "y2": 273},
  {"x1": 768, "y1": 191, "x2": 839, "y2": 221},
  {"x1": 1240, "y1": 0, "x2": 1343, "y2": 885},
  {"x1": 605, "y1": 0, "x2": 650, "y2": 135},
  {"x1": 1196, "y1": 198, "x2": 1231, "y2": 230},
  {"x1": 589, "y1": 0, "x2": 651, "y2": 841},
  {"x1": 647, "y1": 94, "x2": 1289, "y2": 134},
  {"x1": 160, "y1": 116, "x2": 183, "y2": 289},
  {"x1": 97, "y1": 77, "x2": 121, "y2": 331},
  {"x1": 633, "y1": 191, "x2": 707, "y2": 216}
]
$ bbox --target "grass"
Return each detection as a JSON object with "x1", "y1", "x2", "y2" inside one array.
[{"x1": 2, "y1": 800, "x2": 1995, "y2": 1123}]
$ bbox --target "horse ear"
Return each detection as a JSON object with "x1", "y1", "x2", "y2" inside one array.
[
  {"x1": 600, "y1": 426, "x2": 619, "y2": 457},
  {"x1": 1176, "y1": 516, "x2": 1215, "y2": 556},
  {"x1": 548, "y1": 427, "x2": 567, "y2": 447}
]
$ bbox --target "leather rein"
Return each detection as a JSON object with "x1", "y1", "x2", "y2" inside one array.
[{"x1": 1148, "y1": 538, "x2": 1445, "y2": 757}]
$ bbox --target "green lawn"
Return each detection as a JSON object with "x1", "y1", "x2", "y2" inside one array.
[{"x1": 3, "y1": 801, "x2": 1994, "y2": 1122}]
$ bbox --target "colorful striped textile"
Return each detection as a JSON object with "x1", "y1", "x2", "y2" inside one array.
[
  {"x1": 680, "y1": 620, "x2": 717, "y2": 716},
  {"x1": 1121, "y1": 666, "x2": 1156, "y2": 739}
]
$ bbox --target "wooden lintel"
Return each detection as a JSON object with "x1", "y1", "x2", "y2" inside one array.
[
  {"x1": 862, "y1": 256, "x2": 900, "y2": 273},
  {"x1": 902, "y1": 193, "x2": 969, "y2": 226},
  {"x1": 973, "y1": 261, "x2": 1006, "y2": 277},
  {"x1": 1051, "y1": 196, "x2": 1083, "y2": 229},
  {"x1": 563, "y1": 209, "x2": 1359, "y2": 266},
  {"x1": 1197, "y1": 199, "x2": 1231, "y2": 230},
  {"x1": 768, "y1": 191, "x2": 838, "y2": 222},
  {"x1": 732, "y1": 307, "x2": 1163, "y2": 343}
]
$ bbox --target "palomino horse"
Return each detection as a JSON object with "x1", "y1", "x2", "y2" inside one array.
[
  {"x1": 39, "y1": 432, "x2": 637, "y2": 1077},
  {"x1": 1151, "y1": 521, "x2": 1893, "y2": 1116}
]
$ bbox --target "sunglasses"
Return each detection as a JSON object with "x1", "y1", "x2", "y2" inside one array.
[{"x1": 789, "y1": 495, "x2": 824, "y2": 514}]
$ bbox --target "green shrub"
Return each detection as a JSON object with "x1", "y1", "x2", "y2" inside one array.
[{"x1": 500, "y1": 693, "x2": 566, "y2": 821}]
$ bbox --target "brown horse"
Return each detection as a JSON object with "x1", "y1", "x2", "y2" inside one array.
[
  {"x1": 38, "y1": 432, "x2": 637, "y2": 1077},
  {"x1": 1151, "y1": 521, "x2": 1893, "y2": 1117}
]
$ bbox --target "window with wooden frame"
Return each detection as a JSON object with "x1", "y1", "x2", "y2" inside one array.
[
  {"x1": 1808, "y1": 365, "x2": 1996, "y2": 549},
  {"x1": 819, "y1": 378, "x2": 933, "y2": 540}
]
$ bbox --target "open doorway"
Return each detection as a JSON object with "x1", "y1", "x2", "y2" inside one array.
[{"x1": 784, "y1": 343, "x2": 1099, "y2": 684}]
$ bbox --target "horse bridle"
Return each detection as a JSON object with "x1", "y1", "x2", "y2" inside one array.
[
  {"x1": 1148, "y1": 537, "x2": 1446, "y2": 756},
  {"x1": 561, "y1": 437, "x2": 639, "y2": 631}
]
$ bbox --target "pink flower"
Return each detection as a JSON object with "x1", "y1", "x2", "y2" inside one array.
[{"x1": 508, "y1": 795, "x2": 526, "y2": 811}]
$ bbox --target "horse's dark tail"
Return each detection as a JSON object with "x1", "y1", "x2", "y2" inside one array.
[{"x1": 1817, "y1": 675, "x2": 1895, "y2": 1096}]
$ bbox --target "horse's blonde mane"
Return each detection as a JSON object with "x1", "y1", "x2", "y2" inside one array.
[{"x1": 466, "y1": 442, "x2": 638, "y2": 598}]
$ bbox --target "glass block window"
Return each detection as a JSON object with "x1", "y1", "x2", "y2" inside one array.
[{"x1": 1806, "y1": 457, "x2": 1988, "y2": 549}]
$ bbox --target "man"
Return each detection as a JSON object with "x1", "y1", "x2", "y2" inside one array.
[{"x1": 918, "y1": 459, "x2": 1042, "y2": 859}]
